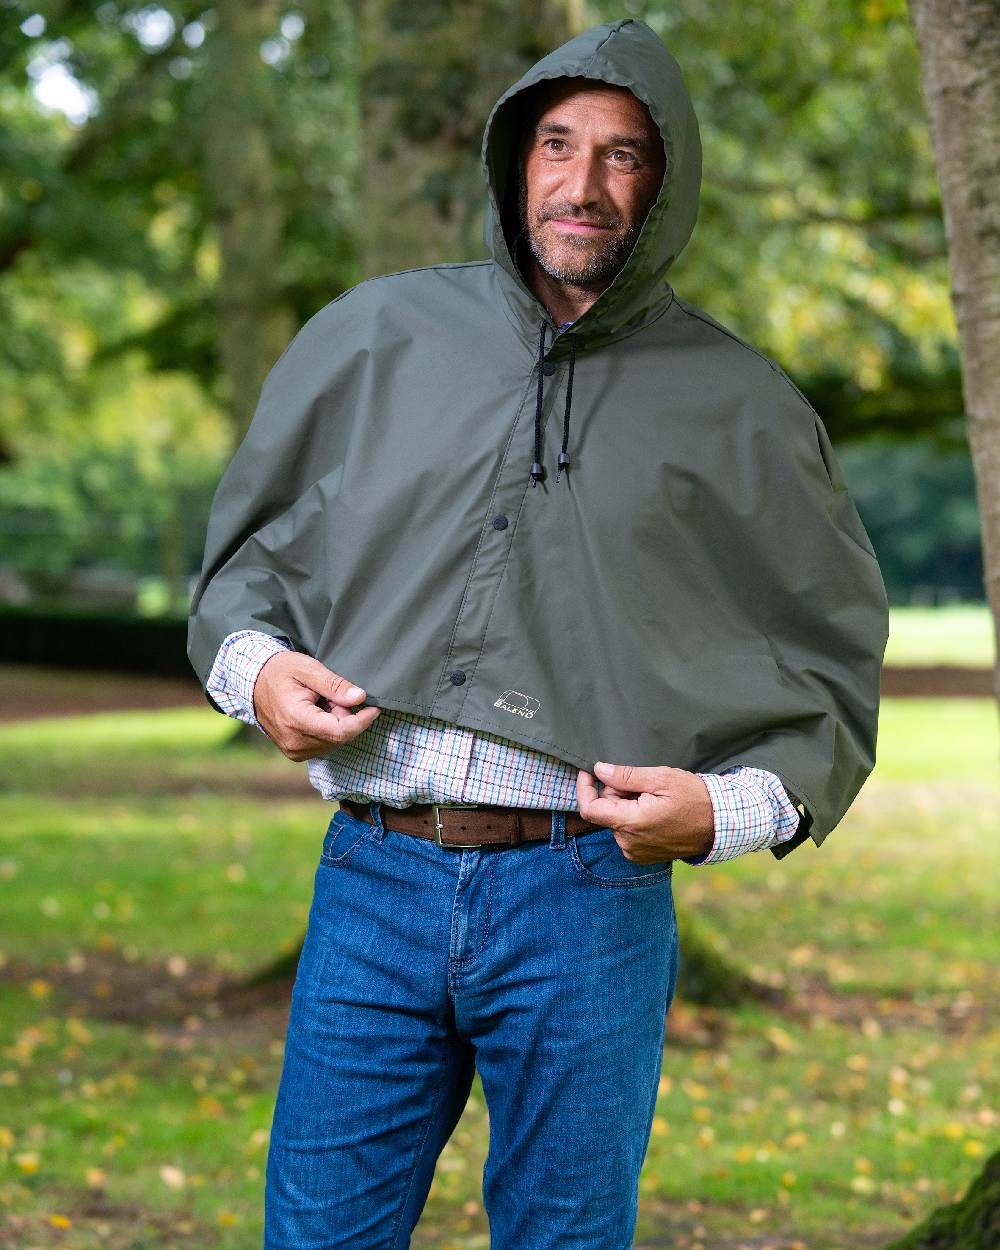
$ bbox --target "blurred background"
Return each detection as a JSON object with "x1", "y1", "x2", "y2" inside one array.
[
  {"x1": 0, "y1": 3, "x2": 997, "y2": 1249},
  {"x1": 0, "y1": 0, "x2": 994, "y2": 646}
]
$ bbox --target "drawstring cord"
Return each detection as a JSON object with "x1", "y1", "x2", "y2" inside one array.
[
  {"x1": 530, "y1": 320, "x2": 578, "y2": 487},
  {"x1": 556, "y1": 330, "x2": 577, "y2": 483},
  {"x1": 530, "y1": 322, "x2": 547, "y2": 486}
]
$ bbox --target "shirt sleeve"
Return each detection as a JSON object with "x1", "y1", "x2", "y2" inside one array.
[
  {"x1": 682, "y1": 766, "x2": 802, "y2": 865},
  {"x1": 206, "y1": 629, "x2": 294, "y2": 735}
]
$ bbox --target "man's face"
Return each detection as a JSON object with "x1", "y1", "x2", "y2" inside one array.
[{"x1": 517, "y1": 79, "x2": 666, "y2": 291}]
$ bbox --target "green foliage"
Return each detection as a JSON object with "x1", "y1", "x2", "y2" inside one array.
[
  {"x1": 0, "y1": 357, "x2": 228, "y2": 596},
  {"x1": 0, "y1": 0, "x2": 968, "y2": 446},
  {"x1": 0, "y1": 1, "x2": 360, "y2": 452},
  {"x1": 0, "y1": 2, "x2": 987, "y2": 608},
  {"x1": 597, "y1": 0, "x2": 961, "y2": 444},
  {"x1": 839, "y1": 439, "x2": 984, "y2": 604},
  {"x1": 0, "y1": 445, "x2": 218, "y2": 583}
]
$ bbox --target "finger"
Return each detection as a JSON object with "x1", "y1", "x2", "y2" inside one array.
[
  {"x1": 576, "y1": 771, "x2": 631, "y2": 802},
  {"x1": 580, "y1": 793, "x2": 640, "y2": 829},
  {"x1": 290, "y1": 719, "x2": 382, "y2": 759},
  {"x1": 576, "y1": 770, "x2": 638, "y2": 830},
  {"x1": 289, "y1": 657, "x2": 369, "y2": 707},
  {"x1": 284, "y1": 676, "x2": 368, "y2": 722},
  {"x1": 593, "y1": 761, "x2": 671, "y2": 793},
  {"x1": 293, "y1": 700, "x2": 381, "y2": 743},
  {"x1": 577, "y1": 769, "x2": 600, "y2": 806}
]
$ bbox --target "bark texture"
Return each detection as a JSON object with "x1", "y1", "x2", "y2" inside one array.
[
  {"x1": 887, "y1": 7, "x2": 1000, "y2": 1240},
  {"x1": 908, "y1": 0, "x2": 1000, "y2": 716},
  {"x1": 882, "y1": 1146, "x2": 1000, "y2": 1249},
  {"x1": 205, "y1": 0, "x2": 296, "y2": 439}
]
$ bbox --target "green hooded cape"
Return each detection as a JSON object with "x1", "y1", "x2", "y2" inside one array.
[{"x1": 187, "y1": 18, "x2": 889, "y2": 856}]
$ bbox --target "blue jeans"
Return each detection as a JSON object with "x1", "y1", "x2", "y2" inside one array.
[{"x1": 264, "y1": 802, "x2": 680, "y2": 1249}]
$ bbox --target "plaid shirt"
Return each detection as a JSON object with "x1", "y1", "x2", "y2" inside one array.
[{"x1": 207, "y1": 630, "x2": 802, "y2": 865}]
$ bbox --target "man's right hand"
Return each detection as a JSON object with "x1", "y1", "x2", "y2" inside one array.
[{"x1": 252, "y1": 652, "x2": 381, "y2": 761}]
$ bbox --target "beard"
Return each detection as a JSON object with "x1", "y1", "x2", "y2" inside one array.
[{"x1": 516, "y1": 174, "x2": 645, "y2": 291}]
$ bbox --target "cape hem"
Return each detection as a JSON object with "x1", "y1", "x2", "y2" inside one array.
[{"x1": 363, "y1": 691, "x2": 598, "y2": 773}]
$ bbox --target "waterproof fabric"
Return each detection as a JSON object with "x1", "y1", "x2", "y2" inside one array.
[{"x1": 187, "y1": 17, "x2": 889, "y2": 854}]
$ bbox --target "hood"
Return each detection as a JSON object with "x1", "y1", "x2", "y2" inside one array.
[{"x1": 481, "y1": 17, "x2": 703, "y2": 353}]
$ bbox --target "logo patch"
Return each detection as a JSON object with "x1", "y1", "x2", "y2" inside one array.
[{"x1": 494, "y1": 689, "x2": 541, "y2": 719}]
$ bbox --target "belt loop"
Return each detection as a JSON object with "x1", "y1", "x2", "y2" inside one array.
[
  {"x1": 368, "y1": 801, "x2": 387, "y2": 843},
  {"x1": 549, "y1": 810, "x2": 567, "y2": 850}
]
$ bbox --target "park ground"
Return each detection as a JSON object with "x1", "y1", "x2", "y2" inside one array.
[{"x1": 0, "y1": 605, "x2": 997, "y2": 1250}]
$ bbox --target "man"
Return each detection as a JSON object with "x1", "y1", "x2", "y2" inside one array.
[{"x1": 187, "y1": 18, "x2": 888, "y2": 1249}]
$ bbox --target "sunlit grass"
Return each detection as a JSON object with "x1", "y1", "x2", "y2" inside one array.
[
  {"x1": 874, "y1": 696, "x2": 998, "y2": 780},
  {"x1": 885, "y1": 604, "x2": 995, "y2": 667},
  {"x1": 0, "y1": 705, "x2": 306, "y2": 796}
]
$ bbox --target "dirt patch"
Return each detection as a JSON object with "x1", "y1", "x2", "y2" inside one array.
[
  {"x1": 1, "y1": 948, "x2": 294, "y2": 1052},
  {"x1": 3, "y1": 947, "x2": 994, "y2": 1059},
  {"x1": 0, "y1": 665, "x2": 206, "y2": 723},
  {"x1": 660, "y1": 975, "x2": 997, "y2": 1051},
  {"x1": 0, "y1": 1190, "x2": 218, "y2": 1250},
  {"x1": 632, "y1": 1197, "x2": 899, "y2": 1250},
  {"x1": 773, "y1": 974, "x2": 998, "y2": 1040},
  {"x1": 3, "y1": 945, "x2": 735, "y2": 1050},
  {"x1": 880, "y1": 665, "x2": 995, "y2": 697},
  {"x1": 35, "y1": 763, "x2": 317, "y2": 801}
]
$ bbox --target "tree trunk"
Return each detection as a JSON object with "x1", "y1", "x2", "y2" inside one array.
[
  {"x1": 675, "y1": 921, "x2": 784, "y2": 1008},
  {"x1": 204, "y1": 0, "x2": 297, "y2": 440},
  {"x1": 889, "y1": 6, "x2": 1000, "y2": 1237},
  {"x1": 358, "y1": 0, "x2": 587, "y2": 279},
  {"x1": 907, "y1": 0, "x2": 1000, "y2": 722},
  {"x1": 881, "y1": 1145, "x2": 1000, "y2": 1249}
]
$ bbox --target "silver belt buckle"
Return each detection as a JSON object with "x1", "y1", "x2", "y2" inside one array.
[{"x1": 432, "y1": 803, "x2": 486, "y2": 848}]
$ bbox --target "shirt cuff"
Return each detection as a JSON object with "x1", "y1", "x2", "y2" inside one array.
[
  {"x1": 682, "y1": 767, "x2": 802, "y2": 865},
  {"x1": 206, "y1": 630, "x2": 294, "y2": 734}
]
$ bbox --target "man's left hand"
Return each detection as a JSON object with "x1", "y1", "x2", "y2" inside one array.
[{"x1": 576, "y1": 762, "x2": 715, "y2": 862}]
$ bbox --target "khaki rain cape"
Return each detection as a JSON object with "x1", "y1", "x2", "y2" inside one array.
[{"x1": 187, "y1": 18, "x2": 890, "y2": 857}]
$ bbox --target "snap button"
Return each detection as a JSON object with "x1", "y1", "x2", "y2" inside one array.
[
  {"x1": 449, "y1": 670, "x2": 466, "y2": 685},
  {"x1": 492, "y1": 515, "x2": 508, "y2": 530}
]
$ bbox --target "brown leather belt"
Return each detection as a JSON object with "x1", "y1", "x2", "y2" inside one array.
[{"x1": 338, "y1": 798, "x2": 606, "y2": 849}]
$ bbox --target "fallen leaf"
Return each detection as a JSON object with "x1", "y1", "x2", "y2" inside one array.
[{"x1": 160, "y1": 1164, "x2": 186, "y2": 1190}]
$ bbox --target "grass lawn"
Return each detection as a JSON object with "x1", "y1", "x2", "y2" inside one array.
[
  {"x1": 883, "y1": 604, "x2": 995, "y2": 668},
  {"x1": 0, "y1": 690, "x2": 997, "y2": 1249}
]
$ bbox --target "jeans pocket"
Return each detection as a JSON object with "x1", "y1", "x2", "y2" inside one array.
[
  {"x1": 318, "y1": 807, "x2": 381, "y2": 867},
  {"x1": 569, "y1": 825, "x2": 674, "y2": 888}
]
